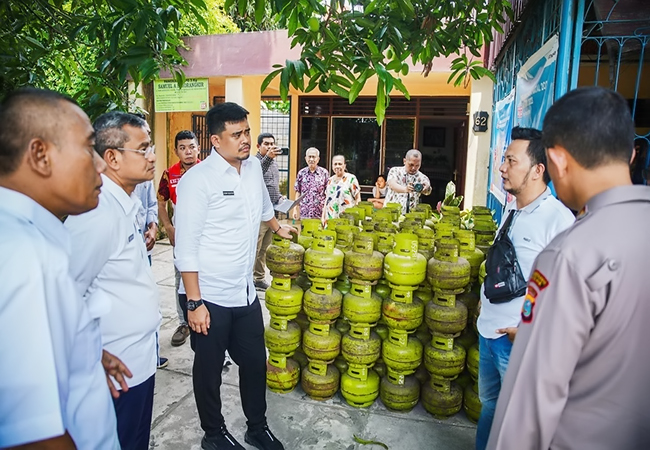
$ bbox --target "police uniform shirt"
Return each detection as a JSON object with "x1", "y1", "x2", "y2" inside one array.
[
  {"x1": 0, "y1": 187, "x2": 119, "y2": 449},
  {"x1": 487, "y1": 185, "x2": 650, "y2": 450},
  {"x1": 175, "y1": 148, "x2": 275, "y2": 307},
  {"x1": 66, "y1": 174, "x2": 161, "y2": 389},
  {"x1": 478, "y1": 187, "x2": 575, "y2": 339}
]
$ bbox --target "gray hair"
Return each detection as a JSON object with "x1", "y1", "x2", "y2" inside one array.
[
  {"x1": 306, "y1": 147, "x2": 320, "y2": 156},
  {"x1": 405, "y1": 149, "x2": 422, "y2": 160},
  {"x1": 93, "y1": 112, "x2": 147, "y2": 157}
]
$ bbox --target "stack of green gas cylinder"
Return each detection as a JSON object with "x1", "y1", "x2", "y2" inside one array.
[{"x1": 263, "y1": 202, "x2": 494, "y2": 421}]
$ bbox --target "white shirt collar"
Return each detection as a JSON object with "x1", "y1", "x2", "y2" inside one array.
[
  {"x1": 0, "y1": 186, "x2": 70, "y2": 252},
  {"x1": 101, "y1": 174, "x2": 139, "y2": 217},
  {"x1": 209, "y1": 147, "x2": 252, "y2": 175}
]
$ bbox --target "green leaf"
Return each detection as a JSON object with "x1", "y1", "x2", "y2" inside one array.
[
  {"x1": 393, "y1": 77, "x2": 410, "y2": 99},
  {"x1": 364, "y1": 38, "x2": 379, "y2": 55},
  {"x1": 375, "y1": 79, "x2": 386, "y2": 124},
  {"x1": 255, "y1": 0, "x2": 266, "y2": 24},
  {"x1": 260, "y1": 68, "x2": 283, "y2": 93},
  {"x1": 353, "y1": 434, "x2": 389, "y2": 450}
]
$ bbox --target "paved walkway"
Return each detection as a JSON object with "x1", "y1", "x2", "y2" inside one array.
[{"x1": 149, "y1": 241, "x2": 476, "y2": 450}]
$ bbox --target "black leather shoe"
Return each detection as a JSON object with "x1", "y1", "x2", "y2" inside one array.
[
  {"x1": 245, "y1": 426, "x2": 284, "y2": 450},
  {"x1": 201, "y1": 427, "x2": 244, "y2": 450}
]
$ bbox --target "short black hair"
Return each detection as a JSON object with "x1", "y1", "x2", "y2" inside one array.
[
  {"x1": 257, "y1": 132, "x2": 275, "y2": 145},
  {"x1": 206, "y1": 102, "x2": 249, "y2": 136},
  {"x1": 511, "y1": 126, "x2": 549, "y2": 184},
  {"x1": 542, "y1": 87, "x2": 634, "y2": 168},
  {"x1": 175, "y1": 130, "x2": 197, "y2": 148},
  {"x1": 0, "y1": 88, "x2": 77, "y2": 176},
  {"x1": 93, "y1": 111, "x2": 147, "y2": 157}
]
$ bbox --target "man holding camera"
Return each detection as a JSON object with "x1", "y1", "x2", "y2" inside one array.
[
  {"x1": 254, "y1": 133, "x2": 284, "y2": 290},
  {"x1": 384, "y1": 149, "x2": 432, "y2": 214}
]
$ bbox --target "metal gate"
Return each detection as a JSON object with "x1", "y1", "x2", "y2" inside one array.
[
  {"x1": 571, "y1": 0, "x2": 650, "y2": 179},
  {"x1": 261, "y1": 96, "x2": 291, "y2": 197}
]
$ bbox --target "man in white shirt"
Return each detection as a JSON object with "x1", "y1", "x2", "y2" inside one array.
[
  {"x1": 475, "y1": 127, "x2": 575, "y2": 450},
  {"x1": 66, "y1": 111, "x2": 161, "y2": 450},
  {"x1": 0, "y1": 88, "x2": 120, "y2": 449},
  {"x1": 175, "y1": 102, "x2": 294, "y2": 450}
]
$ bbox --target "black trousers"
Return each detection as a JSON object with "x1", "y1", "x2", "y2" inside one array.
[
  {"x1": 112, "y1": 374, "x2": 155, "y2": 450},
  {"x1": 185, "y1": 296, "x2": 268, "y2": 436}
]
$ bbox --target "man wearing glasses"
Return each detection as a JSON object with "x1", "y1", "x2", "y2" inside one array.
[
  {"x1": 65, "y1": 112, "x2": 160, "y2": 450},
  {"x1": 157, "y1": 130, "x2": 201, "y2": 347}
]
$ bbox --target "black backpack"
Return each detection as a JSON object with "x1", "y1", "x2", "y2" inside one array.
[{"x1": 483, "y1": 210, "x2": 528, "y2": 304}]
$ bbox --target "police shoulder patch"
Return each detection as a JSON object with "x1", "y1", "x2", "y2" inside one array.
[{"x1": 521, "y1": 285, "x2": 537, "y2": 323}]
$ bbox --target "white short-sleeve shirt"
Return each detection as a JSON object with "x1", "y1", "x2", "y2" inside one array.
[
  {"x1": 0, "y1": 187, "x2": 119, "y2": 448},
  {"x1": 66, "y1": 175, "x2": 160, "y2": 388},
  {"x1": 175, "y1": 149, "x2": 275, "y2": 306},
  {"x1": 477, "y1": 187, "x2": 575, "y2": 339}
]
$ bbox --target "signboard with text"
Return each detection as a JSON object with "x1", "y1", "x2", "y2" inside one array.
[
  {"x1": 514, "y1": 35, "x2": 559, "y2": 129},
  {"x1": 489, "y1": 89, "x2": 515, "y2": 205},
  {"x1": 154, "y1": 78, "x2": 209, "y2": 112}
]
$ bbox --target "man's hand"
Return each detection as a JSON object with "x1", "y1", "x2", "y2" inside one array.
[
  {"x1": 496, "y1": 327, "x2": 518, "y2": 343},
  {"x1": 406, "y1": 183, "x2": 415, "y2": 193},
  {"x1": 292, "y1": 207, "x2": 300, "y2": 220},
  {"x1": 102, "y1": 350, "x2": 132, "y2": 399},
  {"x1": 268, "y1": 146, "x2": 281, "y2": 159},
  {"x1": 188, "y1": 304, "x2": 210, "y2": 335},
  {"x1": 144, "y1": 223, "x2": 158, "y2": 251},
  {"x1": 165, "y1": 224, "x2": 176, "y2": 247},
  {"x1": 276, "y1": 225, "x2": 297, "y2": 240}
]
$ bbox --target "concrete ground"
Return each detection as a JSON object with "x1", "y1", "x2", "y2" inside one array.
[{"x1": 149, "y1": 241, "x2": 476, "y2": 450}]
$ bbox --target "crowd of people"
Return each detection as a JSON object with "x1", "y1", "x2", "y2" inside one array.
[{"x1": 1, "y1": 86, "x2": 649, "y2": 450}]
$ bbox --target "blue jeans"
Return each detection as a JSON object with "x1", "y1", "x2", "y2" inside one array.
[{"x1": 476, "y1": 334, "x2": 513, "y2": 450}]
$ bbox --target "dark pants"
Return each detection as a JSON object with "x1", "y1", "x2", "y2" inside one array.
[
  {"x1": 190, "y1": 297, "x2": 267, "y2": 437},
  {"x1": 113, "y1": 374, "x2": 155, "y2": 450}
]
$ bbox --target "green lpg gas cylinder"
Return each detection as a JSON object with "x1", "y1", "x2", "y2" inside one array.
[
  {"x1": 344, "y1": 233, "x2": 383, "y2": 281},
  {"x1": 266, "y1": 234, "x2": 305, "y2": 275},
  {"x1": 264, "y1": 317, "x2": 301, "y2": 356},
  {"x1": 382, "y1": 286, "x2": 424, "y2": 331},
  {"x1": 376, "y1": 231, "x2": 396, "y2": 255},
  {"x1": 343, "y1": 283, "x2": 383, "y2": 324},
  {"x1": 425, "y1": 290, "x2": 468, "y2": 336},
  {"x1": 467, "y1": 343, "x2": 479, "y2": 380},
  {"x1": 341, "y1": 367, "x2": 380, "y2": 408},
  {"x1": 266, "y1": 354, "x2": 300, "y2": 394},
  {"x1": 265, "y1": 277, "x2": 303, "y2": 317},
  {"x1": 302, "y1": 278, "x2": 342, "y2": 322},
  {"x1": 424, "y1": 334, "x2": 466, "y2": 381},
  {"x1": 301, "y1": 360, "x2": 340, "y2": 400},
  {"x1": 380, "y1": 370, "x2": 421, "y2": 412},
  {"x1": 464, "y1": 382, "x2": 481, "y2": 423},
  {"x1": 381, "y1": 329, "x2": 423, "y2": 374},
  {"x1": 302, "y1": 322, "x2": 341, "y2": 362},
  {"x1": 341, "y1": 324, "x2": 381, "y2": 366},
  {"x1": 427, "y1": 239, "x2": 470, "y2": 290},
  {"x1": 383, "y1": 233, "x2": 427, "y2": 286},
  {"x1": 304, "y1": 230, "x2": 344, "y2": 279},
  {"x1": 421, "y1": 379, "x2": 463, "y2": 418}
]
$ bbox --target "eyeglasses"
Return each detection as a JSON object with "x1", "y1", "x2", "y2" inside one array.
[{"x1": 117, "y1": 145, "x2": 155, "y2": 157}]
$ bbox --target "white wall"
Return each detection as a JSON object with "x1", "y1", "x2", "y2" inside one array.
[{"x1": 465, "y1": 77, "x2": 495, "y2": 207}]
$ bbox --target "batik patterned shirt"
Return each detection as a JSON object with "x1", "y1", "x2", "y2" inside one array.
[
  {"x1": 323, "y1": 173, "x2": 360, "y2": 220},
  {"x1": 294, "y1": 165, "x2": 329, "y2": 218}
]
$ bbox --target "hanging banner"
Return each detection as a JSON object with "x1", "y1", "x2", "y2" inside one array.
[
  {"x1": 154, "y1": 78, "x2": 209, "y2": 112},
  {"x1": 489, "y1": 89, "x2": 515, "y2": 205},
  {"x1": 514, "y1": 35, "x2": 559, "y2": 129}
]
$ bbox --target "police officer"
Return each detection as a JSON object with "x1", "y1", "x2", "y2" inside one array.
[{"x1": 487, "y1": 87, "x2": 650, "y2": 449}]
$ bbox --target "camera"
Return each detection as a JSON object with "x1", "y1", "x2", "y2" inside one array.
[
  {"x1": 413, "y1": 182, "x2": 424, "y2": 193},
  {"x1": 276, "y1": 147, "x2": 289, "y2": 155}
]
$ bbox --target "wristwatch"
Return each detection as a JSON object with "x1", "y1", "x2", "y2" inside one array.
[{"x1": 186, "y1": 299, "x2": 204, "y2": 311}]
